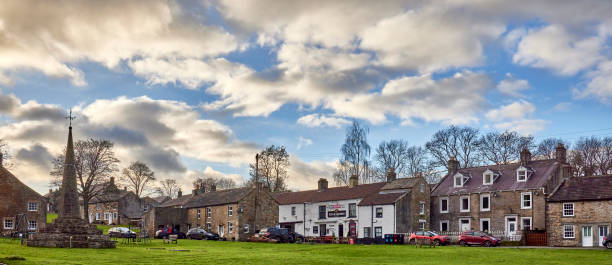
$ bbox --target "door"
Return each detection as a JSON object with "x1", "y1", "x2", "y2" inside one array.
[
  {"x1": 219, "y1": 225, "x2": 225, "y2": 238},
  {"x1": 339, "y1": 224, "x2": 344, "y2": 238},
  {"x1": 599, "y1": 226, "x2": 609, "y2": 247},
  {"x1": 506, "y1": 217, "x2": 517, "y2": 237},
  {"x1": 582, "y1": 226, "x2": 593, "y2": 247},
  {"x1": 319, "y1": 224, "x2": 326, "y2": 237},
  {"x1": 460, "y1": 219, "x2": 470, "y2": 232}
]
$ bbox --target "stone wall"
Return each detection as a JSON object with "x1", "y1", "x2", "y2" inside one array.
[
  {"x1": 88, "y1": 202, "x2": 119, "y2": 224},
  {"x1": 238, "y1": 189, "x2": 279, "y2": 241},
  {"x1": 143, "y1": 207, "x2": 188, "y2": 237},
  {"x1": 547, "y1": 200, "x2": 612, "y2": 247},
  {"x1": 410, "y1": 178, "x2": 431, "y2": 231},
  {"x1": 187, "y1": 203, "x2": 240, "y2": 240},
  {"x1": 0, "y1": 168, "x2": 47, "y2": 234}
]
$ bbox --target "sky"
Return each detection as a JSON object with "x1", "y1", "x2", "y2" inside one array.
[{"x1": 1, "y1": 0, "x2": 612, "y2": 195}]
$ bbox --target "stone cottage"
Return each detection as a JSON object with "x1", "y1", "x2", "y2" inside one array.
[
  {"x1": 88, "y1": 177, "x2": 142, "y2": 225},
  {"x1": 431, "y1": 145, "x2": 570, "y2": 241},
  {"x1": 546, "y1": 175, "x2": 612, "y2": 247},
  {"x1": 142, "y1": 189, "x2": 193, "y2": 236},
  {"x1": 0, "y1": 153, "x2": 47, "y2": 235}
]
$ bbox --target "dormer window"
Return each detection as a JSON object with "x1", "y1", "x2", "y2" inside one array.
[
  {"x1": 454, "y1": 173, "x2": 464, "y2": 187},
  {"x1": 482, "y1": 170, "x2": 497, "y2": 185},
  {"x1": 517, "y1": 166, "x2": 528, "y2": 182}
]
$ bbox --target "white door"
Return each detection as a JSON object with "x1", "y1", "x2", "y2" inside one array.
[
  {"x1": 89, "y1": 214, "x2": 93, "y2": 223},
  {"x1": 460, "y1": 219, "x2": 470, "y2": 232},
  {"x1": 582, "y1": 226, "x2": 593, "y2": 247},
  {"x1": 219, "y1": 225, "x2": 224, "y2": 237},
  {"x1": 599, "y1": 226, "x2": 609, "y2": 247},
  {"x1": 506, "y1": 217, "x2": 517, "y2": 237}
]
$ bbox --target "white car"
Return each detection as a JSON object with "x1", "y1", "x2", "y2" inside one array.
[{"x1": 108, "y1": 227, "x2": 136, "y2": 238}]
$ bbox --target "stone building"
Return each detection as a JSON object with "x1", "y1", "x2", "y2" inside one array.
[
  {"x1": 87, "y1": 177, "x2": 142, "y2": 225},
  {"x1": 357, "y1": 171, "x2": 431, "y2": 238},
  {"x1": 546, "y1": 175, "x2": 612, "y2": 247},
  {"x1": 141, "y1": 195, "x2": 170, "y2": 213},
  {"x1": 142, "y1": 190, "x2": 193, "y2": 236},
  {"x1": 0, "y1": 153, "x2": 47, "y2": 235},
  {"x1": 185, "y1": 186, "x2": 278, "y2": 241},
  {"x1": 431, "y1": 145, "x2": 570, "y2": 240}
]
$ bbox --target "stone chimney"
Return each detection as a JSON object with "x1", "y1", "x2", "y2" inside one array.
[
  {"x1": 318, "y1": 178, "x2": 328, "y2": 191},
  {"x1": 555, "y1": 143, "x2": 567, "y2": 163},
  {"x1": 584, "y1": 166, "x2": 594, "y2": 176},
  {"x1": 520, "y1": 148, "x2": 532, "y2": 165},
  {"x1": 210, "y1": 184, "x2": 216, "y2": 192},
  {"x1": 192, "y1": 189, "x2": 199, "y2": 196},
  {"x1": 349, "y1": 175, "x2": 358, "y2": 188},
  {"x1": 123, "y1": 186, "x2": 127, "y2": 191},
  {"x1": 386, "y1": 168, "x2": 397, "y2": 182},
  {"x1": 178, "y1": 189, "x2": 183, "y2": 197},
  {"x1": 49, "y1": 188, "x2": 53, "y2": 195},
  {"x1": 110, "y1": 177, "x2": 115, "y2": 185},
  {"x1": 447, "y1": 157, "x2": 459, "y2": 174}
]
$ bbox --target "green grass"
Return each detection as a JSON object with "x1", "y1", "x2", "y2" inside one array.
[
  {"x1": 0, "y1": 239, "x2": 609, "y2": 265},
  {"x1": 47, "y1": 214, "x2": 139, "y2": 235},
  {"x1": 46, "y1": 214, "x2": 58, "y2": 224}
]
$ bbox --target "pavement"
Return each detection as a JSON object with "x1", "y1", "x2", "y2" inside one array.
[{"x1": 499, "y1": 246, "x2": 609, "y2": 250}]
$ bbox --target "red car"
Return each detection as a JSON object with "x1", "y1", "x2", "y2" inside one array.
[
  {"x1": 458, "y1": 231, "x2": 501, "y2": 247},
  {"x1": 409, "y1": 231, "x2": 450, "y2": 246}
]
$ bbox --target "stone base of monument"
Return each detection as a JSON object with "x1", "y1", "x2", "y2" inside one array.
[{"x1": 27, "y1": 218, "x2": 116, "y2": 248}]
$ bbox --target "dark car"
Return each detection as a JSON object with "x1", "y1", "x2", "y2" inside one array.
[
  {"x1": 603, "y1": 233, "x2": 612, "y2": 249},
  {"x1": 261, "y1": 228, "x2": 292, "y2": 243},
  {"x1": 458, "y1": 231, "x2": 501, "y2": 247},
  {"x1": 408, "y1": 231, "x2": 450, "y2": 246},
  {"x1": 155, "y1": 228, "x2": 186, "y2": 239},
  {"x1": 186, "y1": 228, "x2": 220, "y2": 240},
  {"x1": 108, "y1": 227, "x2": 137, "y2": 238},
  {"x1": 289, "y1": 232, "x2": 304, "y2": 243}
]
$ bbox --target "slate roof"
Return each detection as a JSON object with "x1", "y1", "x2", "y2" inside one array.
[
  {"x1": 432, "y1": 159, "x2": 561, "y2": 196},
  {"x1": 89, "y1": 190, "x2": 132, "y2": 203},
  {"x1": 274, "y1": 182, "x2": 386, "y2": 205},
  {"x1": 184, "y1": 187, "x2": 253, "y2": 208},
  {"x1": 548, "y1": 175, "x2": 612, "y2": 202},
  {"x1": 158, "y1": 194, "x2": 196, "y2": 208},
  {"x1": 358, "y1": 192, "x2": 407, "y2": 206},
  {"x1": 381, "y1": 177, "x2": 421, "y2": 190}
]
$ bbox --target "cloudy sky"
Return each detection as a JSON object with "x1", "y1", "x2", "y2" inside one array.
[{"x1": 1, "y1": 0, "x2": 612, "y2": 194}]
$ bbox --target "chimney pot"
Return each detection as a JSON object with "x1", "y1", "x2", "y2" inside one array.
[
  {"x1": 386, "y1": 168, "x2": 397, "y2": 182},
  {"x1": 192, "y1": 189, "x2": 198, "y2": 196},
  {"x1": 178, "y1": 189, "x2": 183, "y2": 197},
  {"x1": 318, "y1": 178, "x2": 328, "y2": 191},
  {"x1": 349, "y1": 175, "x2": 358, "y2": 188}
]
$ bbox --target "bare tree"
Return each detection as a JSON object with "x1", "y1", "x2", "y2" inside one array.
[
  {"x1": 478, "y1": 131, "x2": 534, "y2": 165},
  {"x1": 156, "y1": 178, "x2": 179, "y2": 199},
  {"x1": 535, "y1": 138, "x2": 570, "y2": 159},
  {"x1": 120, "y1": 161, "x2": 155, "y2": 197},
  {"x1": 405, "y1": 146, "x2": 436, "y2": 179},
  {"x1": 248, "y1": 145, "x2": 290, "y2": 192},
  {"x1": 193, "y1": 176, "x2": 237, "y2": 192},
  {"x1": 570, "y1": 136, "x2": 612, "y2": 176},
  {"x1": 425, "y1": 126, "x2": 481, "y2": 169},
  {"x1": 334, "y1": 120, "x2": 372, "y2": 185},
  {"x1": 51, "y1": 139, "x2": 120, "y2": 219},
  {"x1": 375, "y1": 140, "x2": 409, "y2": 177}
]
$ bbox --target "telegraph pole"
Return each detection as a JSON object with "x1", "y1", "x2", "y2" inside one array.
[{"x1": 253, "y1": 154, "x2": 259, "y2": 233}]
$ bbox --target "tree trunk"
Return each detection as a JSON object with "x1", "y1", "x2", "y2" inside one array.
[{"x1": 82, "y1": 195, "x2": 89, "y2": 221}]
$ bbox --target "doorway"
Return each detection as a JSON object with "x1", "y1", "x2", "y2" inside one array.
[
  {"x1": 219, "y1": 225, "x2": 225, "y2": 238},
  {"x1": 319, "y1": 224, "x2": 326, "y2": 237},
  {"x1": 505, "y1": 216, "x2": 517, "y2": 237},
  {"x1": 460, "y1": 219, "x2": 470, "y2": 232},
  {"x1": 582, "y1": 226, "x2": 593, "y2": 247},
  {"x1": 599, "y1": 226, "x2": 609, "y2": 247},
  {"x1": 339, "y1": 224, "x2": 344, "y2": 238}
]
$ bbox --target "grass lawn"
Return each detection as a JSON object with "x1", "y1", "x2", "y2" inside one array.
[
  {"x1": 0, "y1": 239, "x2": 609, "y2": 265},
  {"x1": 46, "y1": 214, "x2": 58, "y2": 224}
]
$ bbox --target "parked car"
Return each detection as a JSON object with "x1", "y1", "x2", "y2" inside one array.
[
  {"x1": 260, "y1": 228, "x2": 292, "y2": 243},
  {"x1": 408, "y1": 231, "x2": 449, "y2": 246},
  {"x1": 155, "y1": 228, "x2": 186, "y2": 239},
  {"x1": 186, "y1": 228, "x2": 220, "y2": 240},
  {"x1": 289, "y1": 232, "x2": 304, "y2": 243},
  {"x1": 108, "y1": 227, "x2": 136, "y2": 238},
  {"x1": 458, "y1": 231, "x2": 501, "y2": 247},
  {"x1": 603, "y1": 233, "x2": 612, "y2": 249}
]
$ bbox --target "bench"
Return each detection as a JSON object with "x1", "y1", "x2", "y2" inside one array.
[{"x1": 163, "y1": 235, "x2": 178, "y2": 244}]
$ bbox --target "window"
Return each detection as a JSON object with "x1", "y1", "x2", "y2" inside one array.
[
  {"x1": 313, "y1": 226, "x2": 319, "y2": 235},
  {"x1": 207, "y1": 208, "x2": 211, "y2": 218},
  {"x1": 483, "y1": 173, "x2": 493, "y2": 185},
  {"x1": 521, "y1": 217, "x2": 532, "y2": 231},
  {"x1": 420, "y1": 184, "x2": 425, "y2": 193},
  {"x1": 228, "y1": 222, "x2": 233, "y2": 233},
  {"x1": 480, "y1": 194, "x2": 490, "y2": 212},
  {"x1": 418, "y1": 221, "x2": 426, "y2": 230},
  {"x1": 104, "y1": 212, "x2": 110, "y2": 220},
  {"x1": 144, "y1": 204, "x2": 149, "y2": 211},
  {"x1": 291, "y1": 206, "x2": 296, "y2": 216},
  {"x1": 563, "y1": 225, "x2": 575, "y2": 238},
  {"x1": 454, "y1": 174, "x2": 464, "y2": 187},
  {"x1": 521, "y1": 192, "x2": 532, "y2": 209},
  {"x1": 440, "y1": 221, "x2": 449, "y2": 232},
  {"x1": 197, "y1": 209, "x2": 201, "y2": 220},
  {"x1": 480, "y1": 218, "x2": 490, "y2": 232},
  {"x1": 517, "y1": 169, "x2": 527, "y2": 182},
  {"x1": 28, "y1": 202, "x2": 38, "y2": 211},
  {"x1": 113, "y1": 212, "x2": 118, "y2": 220},
  {"x1": 563, "y1": 203, "x2": 574, "y2": 216},
  {"x1": 440, "y1": 198, "x2": 449, "y2": 213},
  {"x1": 349, "y1": 203, "x2": 357, "y2": 218},
  {"x1": 375, "y1": 207, "x2": 383, "y2": 218},
  {"x1": 28, "y1": 220, "x2": 37, "y2": 230},
  {"x1": 4, "y1": 219, "x2": 14, "y2": 229},
  {"x1": 419, "y1": 202, "x2": 425, "y2": 215},
  {"x1": 228, "y1": 206, "x2": 233, "y2": 216},
  {"x1": 206, "y1": 223, "x2": 211, "y2": 231},
  {"x1": 460, "y1": 196, "x2": 470, "y2": 212},
  {"x1": 244, "y1": 224, "x2": 249, "y2": 233},
  {"x1": 96, "y1": 213, "x2": 101, "y2": 220},
  {"x1": 96, "y1": 203, "x2": 101, "y2": 210},
  {"x1": 363, "y1": 227, "x2": 370, "y2": 238},
  {"x1": 318, "y1": 205, "x2": 326, "y2": 219},
  {"x1": 375, "y1": 227, "x2": 382, "y2": 238}
]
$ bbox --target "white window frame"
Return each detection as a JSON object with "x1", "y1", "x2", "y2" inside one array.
[
  {"x1": 563, "y1": 225, "x2": 575, "y2": 239},
  {"x1": 206, "y1": 222, "x2": 211, "y2": 231},
  {"x1": 517, "y1": 167, "x2": 527, "y2": 182},
  {"x1": 460, "y1": 196, "x2": 470, "y2": 212},
  {"x1": 3, "y1": 218, "x2": 14, "y2": 230},
  {"x1": 483, "y1": 170, "x2": 494, "y2": 185},
  {"x1": 440, "y1": 220, "x2": 449, "y2": 232},
  {"x1": 563, "y1": 203, "x2": 574, "y2": 217},
  {"x1": 197, "y1": 209, "x2": 201, "y2": 220},
  {"x1": 207, "y1": 208, "x2": 211, "y2": 218},
  {"x1": 228, "y1": 206, "x2": 233, "y2": 216},
  {"x1": 113, "y1": 212, "x2": 118, "y2": 220},
  {"x1": 104, "y1": 212, "x2": 110, "y2": 220},
  {"x1": 454, "y1": 173, "x2": 464, "y2": 187},
  {"x1": 521, "y1": 217, "x2": 532, "y2": 231},
  {"x1": 375, "y1": 207, "x2": 383, "y2": 218},
  {"x1": 419, "y1": 202, "x2": 425, "y2": 215},
  {"x1": 244, "y1": 224, "x2": 249, "y2": 233},
  {"x1": 418, "y1": 221, "x2": 426, "y2": 230},
  {"x1": 480, "y1": 194, "x2": 491, "y2": 212},
  {"x1": 28, "y1": 220, "x2": 37, "y2": 230},
  {"x1": 291, "y1": 206, "x2": 296, "y2": 216},
  {"x1": 440, "y1": 197, "x2": 449, "y2": 213},
  {"x1": 28, "y1": 202, "x2": 38, "y2": 212},
  {"x1": 480, "y1": 218, "x2": 491, "y2": 232},
  {"x1": 363, "y1": 227, "x2": 370, "y2": 238},
  {"x1": 228, "y1": 222, "x2": 233, "y2": 233},
  {"x1": 521, "y1": 192, "x2": 532, "y2": 209},
  {"x1": 96, "y1": 213, "x2": 101, "y2": 220}
]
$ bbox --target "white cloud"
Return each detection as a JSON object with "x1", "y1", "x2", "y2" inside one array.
[
  {"x1": 286, "y1": 156, "x2": 336, "y2": 191},
  {"x1": 494, "y1": 119, "x2": 548, "y2": 135},
  {"x1": 296, "y1": 136, "x2": 313, "y2": 150},
  {"x1": 486, "y1": 100, "x2": 547, "y2": 135},
  {"x1": 497, "y1": 74, "x2": 530, "y2": 97},
  {"x1": 297, "y1": 114, "x2": 351, "y2": 128},
  {"x1": 574, "y1": 61, "x2": 612, "y2": 104}
]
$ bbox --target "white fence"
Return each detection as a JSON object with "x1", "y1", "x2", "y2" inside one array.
[{"x1": 438, "y1": 230, "x2": 522, "y2": 243}]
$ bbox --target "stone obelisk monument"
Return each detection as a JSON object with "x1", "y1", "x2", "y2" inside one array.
[{"x1": 28, "y1": 115, "x2": 115, "y2": 248}]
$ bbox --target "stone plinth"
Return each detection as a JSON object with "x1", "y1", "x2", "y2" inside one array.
[{"x1": 28, "y1": 218, "x2": 116, "y2": 248}]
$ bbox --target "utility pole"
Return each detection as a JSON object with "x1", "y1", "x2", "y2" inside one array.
[{"x1": 254, "y1": 154, "x2": 259, "y2": 233}]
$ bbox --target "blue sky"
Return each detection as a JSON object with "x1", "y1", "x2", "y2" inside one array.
[{"x1": 1, "y1": 0, "x2": 612, "y2": 194}]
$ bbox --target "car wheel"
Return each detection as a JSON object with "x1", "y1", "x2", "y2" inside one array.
[
  {"x1": 459, "y1": 240, "x2": 467, "y2": 247},
  {"x1": 434, "y1": 239, "x2": 441, "y2": 246},
  {"x1": 606, "y1": 242, "x2": 612, "y2": 249},
  {"x1": 409, "y1": 239, "x2": 415, "y2": 245},
  {"x1": 484, "y1": 241, "x2": 491, "y2": 247}
]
